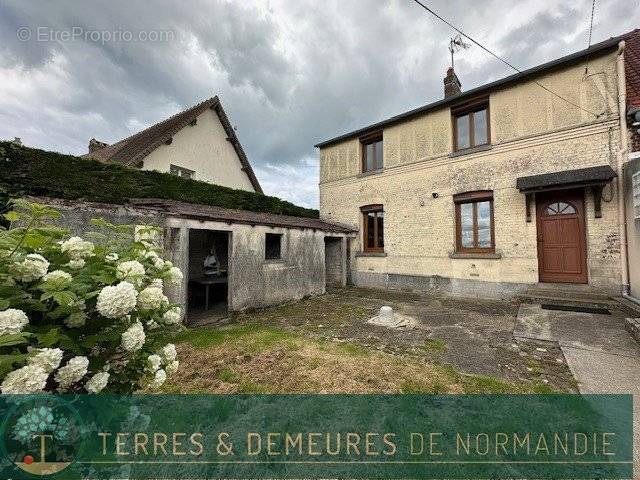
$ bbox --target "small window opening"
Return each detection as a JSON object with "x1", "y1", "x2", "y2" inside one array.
[{"x1": 265, "y1": 233, "x2": 282, "y2": 260}]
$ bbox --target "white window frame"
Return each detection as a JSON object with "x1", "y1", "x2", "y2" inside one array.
[{"x1": 169, "y1": 164, "x2": 195, "y2": 180}]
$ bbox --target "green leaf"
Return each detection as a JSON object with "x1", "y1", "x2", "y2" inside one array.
[
  {"x1": 0, "y1": 333, "x2": 32, "y2": 347},
  {"x1": 0, "y1": 353, "x2": 30, "y2": 378},
  {"x1": 0, "y1": 299, "x2": 10, "y2": 310},
  {"x1": 34, "y1": 328, "x2": 61, "y2": 347},
  {"x1": 52, "y1": 291, "x2": 77, "y2": 307},
  {"x1": 3, "y1": 211, "x2": 21, "y2": 222}
]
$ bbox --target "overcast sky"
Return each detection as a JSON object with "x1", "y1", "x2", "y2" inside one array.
[{"x1": 1, "y1": 1, "x2": 638, "y2": 207}]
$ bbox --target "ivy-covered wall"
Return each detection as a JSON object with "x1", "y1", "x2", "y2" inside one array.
[{"x1": 0, "y1": 142, "x2": 318, "y2": 218}]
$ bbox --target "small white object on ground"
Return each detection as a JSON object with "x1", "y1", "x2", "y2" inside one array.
[{"x1": 367, "y1": 306, "x2": 417, "y2": 329}]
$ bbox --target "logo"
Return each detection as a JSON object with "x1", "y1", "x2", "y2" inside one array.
[{"x1": 1, "y1": 396, "x2": 84, "y2": 477}]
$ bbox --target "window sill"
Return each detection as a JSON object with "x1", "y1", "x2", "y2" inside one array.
[
  {"x1": 264, "y1": 259, "x2": 285, "y2": 264},
  {"x1": 358, "y1": 168, "x2": 384, "y2": 178},
  {"x1": 449, "y1": 144, "x2": 492, "y2": 158},
  {"x1": 449, "y1": 252, "x2": 502, "y2": 260},
  {"x1": 356, "y1": 251, "x2": 387, "y2": 257}
]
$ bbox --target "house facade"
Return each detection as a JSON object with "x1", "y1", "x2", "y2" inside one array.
[
  {"x1": 317, "y1": 34, "x2": 633, "y2": 298},
  {"x1": 624, "y1": 29, "x2": 640, "y2": 302},
  {"x1": 85, "y1": 97, "x2": 262, "y2": 193}
]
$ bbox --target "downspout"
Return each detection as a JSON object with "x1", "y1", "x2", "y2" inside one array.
[{"x1": 615, "y1": 41, "x2": 631, "y2": 296}]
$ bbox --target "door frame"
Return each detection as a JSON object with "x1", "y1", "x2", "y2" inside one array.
[{"x1": 535, "y1": 189, "x2": 588, "y2": 284}]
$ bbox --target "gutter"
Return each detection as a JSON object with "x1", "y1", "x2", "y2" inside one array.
[{"x1": 616, "y1": 41, "x2": 631, "y2": 296}]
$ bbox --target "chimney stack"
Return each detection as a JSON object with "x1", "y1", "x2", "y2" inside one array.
[
  {"x1": 444, "y1": 67, "x2": 462, "y2": 98},
  {"x1": 88, "y1": 138, "x2": 108, "y2": 153}
]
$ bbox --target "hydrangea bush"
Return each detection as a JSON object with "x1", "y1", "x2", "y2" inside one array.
[{"x1": 0, "y1": 200, "x2": 183, "y2": 394}]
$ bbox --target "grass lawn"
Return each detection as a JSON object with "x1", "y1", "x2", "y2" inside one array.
[{"x1": 163, "y1": 323, "x2": 554, "y2": 394}]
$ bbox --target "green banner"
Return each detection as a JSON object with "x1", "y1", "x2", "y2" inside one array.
[{"x1": 0, "y1": 394, "x2": 633, "y2": 479}]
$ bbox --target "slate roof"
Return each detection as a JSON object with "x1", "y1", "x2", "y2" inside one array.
[
  {"x1": 128, "y1": 198, "x2": 355, "y2": 233},
  {"x1": 516, "y1": 165, "x2": 617, "y2": 192},
  {"x1": 315, "y1": 32, "x2": 630, "y2": 148},
  {"x1": 625, "y1": 29, "x2": 640, "y2": 109},
  {"x1": 84, "y1": 97, "x2": 263, "y2": 193}
]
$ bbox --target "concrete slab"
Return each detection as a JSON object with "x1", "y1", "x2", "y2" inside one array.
[
  {"x1": 515, "y1": 304, "x2": 640, "y2": 357},
  {"x1": 562, "y1": 347, "x2": 640, "y2": 475}
]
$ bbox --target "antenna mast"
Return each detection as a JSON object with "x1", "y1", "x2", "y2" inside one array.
[{"x1": 448, "y1": 34, "x2": 470, "y2": 69}]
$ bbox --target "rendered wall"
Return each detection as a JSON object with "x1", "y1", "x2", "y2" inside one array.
[{"x1": 141, "y1": 109, "x2": 256, "y2": 192}]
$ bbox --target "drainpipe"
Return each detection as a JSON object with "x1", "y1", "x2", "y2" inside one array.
[{"x1": 615, "y1": 41, "x2": 631, "y2": 296}]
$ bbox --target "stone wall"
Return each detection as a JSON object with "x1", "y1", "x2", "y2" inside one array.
[{"x1": 319, "y1": 50, "x2": 623, "y2": 296}]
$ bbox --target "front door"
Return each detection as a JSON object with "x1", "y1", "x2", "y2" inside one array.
[{"x1": 536, "y1": 190, "x2": 588, "y2": 284}]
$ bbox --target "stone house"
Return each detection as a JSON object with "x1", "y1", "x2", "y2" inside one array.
[
  {"x1": 316, "y1": 32, "x2": 637, "y2": 298},
  {"x1": 85, "y1": 96, "x2": 262, "y2": 192}
]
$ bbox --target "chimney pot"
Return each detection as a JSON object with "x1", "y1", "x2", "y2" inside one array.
[
  {"x1": 88, "y1": 138, "x2": 108, "y2": 153},
  {"x1": 444, "y1": 67, "x2": 462, "y2": 98}
]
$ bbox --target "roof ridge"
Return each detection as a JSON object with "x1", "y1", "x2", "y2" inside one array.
[{"x1": 90, "y1": 96, "x2": 218, "y2": 157}]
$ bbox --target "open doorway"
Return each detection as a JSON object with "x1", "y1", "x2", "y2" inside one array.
[
  {"x1": 324, "y1": 236, "x2": 343, "y2": 288},
  {"x1": 187, "y1": 229, "x2": 230, "y2": 325}
]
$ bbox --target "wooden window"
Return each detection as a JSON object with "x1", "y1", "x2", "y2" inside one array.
[
  {"x1": 361, "y1": 205, "x2": 384, "y2": 252},
  {"x1": 170, "y1": 164, "x2": 195, "y2": 179},
  {"x1": 265, "y1": 233, "x2": 282, "y2": 260},
  {"x1": 361, "y1": 132, "x2": 383, "y2": 173},
  {"x1": 454, "y1": 191, "x2": 494, "y2": 253},
  {"x1": 452, "y1": 99, "x2": 489, "y2": 152}
]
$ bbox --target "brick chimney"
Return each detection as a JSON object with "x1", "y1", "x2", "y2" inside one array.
[
  {"x1": 444, "y1": 67, "x2": 462, "y2": 98},
  {"x1": 88, "y1": 138, "x2": 108, "y2": 153}
]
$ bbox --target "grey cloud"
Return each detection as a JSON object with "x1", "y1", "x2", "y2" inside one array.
[{"x1": 0, "y1": 0, "x2": 638, "y2": 208}]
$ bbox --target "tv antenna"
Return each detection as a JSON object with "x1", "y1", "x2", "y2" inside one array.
[{"x1": 449, "y1": 35, "x2": 470, "y2": 69}]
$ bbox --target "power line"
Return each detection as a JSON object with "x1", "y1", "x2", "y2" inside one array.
[{"x1": 409, "y1": 0, "x2": 602, "y2": 118}]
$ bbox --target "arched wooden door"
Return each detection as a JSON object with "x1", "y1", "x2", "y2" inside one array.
[{"x1": 536, "y1": 190, "x2": 588, "y2": 284}]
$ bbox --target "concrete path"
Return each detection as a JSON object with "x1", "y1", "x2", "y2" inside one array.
[{"x1": 515, "y1": 303, "x2": 640, "y2": 475}]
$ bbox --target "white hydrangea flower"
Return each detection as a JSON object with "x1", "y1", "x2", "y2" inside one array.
[
  {"x1": 13, "y1": 254, "x2": 49, "y2": 282},
  {"x1": 42, "y1": 270, "x2": 72, "y2": 285},
  {"x1": 167, "y1": 266, "x2": 183, "y2": 285},
  {"x1": 66, "y1": 259, "x2": 85, "y2": 270},
  {"x1": 60, "y1": 236, "x2": 95, "y2": 259},
  {"x1": 150, "y1": 278, "x2": 163, "y2": 289},
  {"x1": 149, "y1": 369, "x2": 167, "y2": 390},
  {"x1": 64, "y1": 311, "x2": 87, "y2": 328},
  {"x1": 136, "y1": 286, "x2": 168, "y2": 310},
  {"x1": 96, "y1": 282, "x2": 138, "y2": 319},
  {"x1": 54, "y1": 356, "x2": 89, "y2": 389},
  {"x1": 165, "y1": 360, "x2": 179, "y2": 376},
  {"x1": 146, "y1": 320, "x2": 159, "y2": 330},
  {"x1": 116, "y1": 260, "x2": 145, "y2": 284},
  {"x1": 143, "y1": 251, "x2": 166, "y2": 270},
  {"x1": 0, "y1": 308, "x2": 29, "y2": 335},
  {"x1": 160, "y1": 343, "x2": 177, "y2": 364},
  {"x1": 146, "y1": 354, "x2": 162, "y2": 372},
  {"x1": 85, "y1": 372, "x2": 110, "y2": 393},
  {"x1": 1, "y1": 365, "x2": 49, "y2": 393},
  {"x1": 162, "y1": 306, "x2": 182, "y2": 325},
  {"x1": 121, "y1": 322, "x2": 145, "y2": 352},
  {"x1": 29, "y1": 348, "x2": 63, "y2": 373},
  {"x1": 105, "y1": 253, "x2": 119, "y2": 263}
]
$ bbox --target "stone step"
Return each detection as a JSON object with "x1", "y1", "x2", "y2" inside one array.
[{"x1": 518, "y1": 293, "x2": 618, "y2": 308}]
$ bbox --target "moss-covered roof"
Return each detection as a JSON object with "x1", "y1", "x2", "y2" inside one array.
[{"x1": 0, "y1": 141, "x2": 318, "y2": 218}]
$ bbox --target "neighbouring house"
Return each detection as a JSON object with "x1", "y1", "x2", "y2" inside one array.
[
  {"x1": 0, "y1": 141, "x2": 353, "y2": 324},
  {"x1": 84, "y1": 96, "x2": 262, "y2": 193},
  {"x1": 624, "y1": 29, "x2": 640, "y2": 302},
  {"x1": 316, "y1": 31, "x2": 638, "y2": 298}
]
